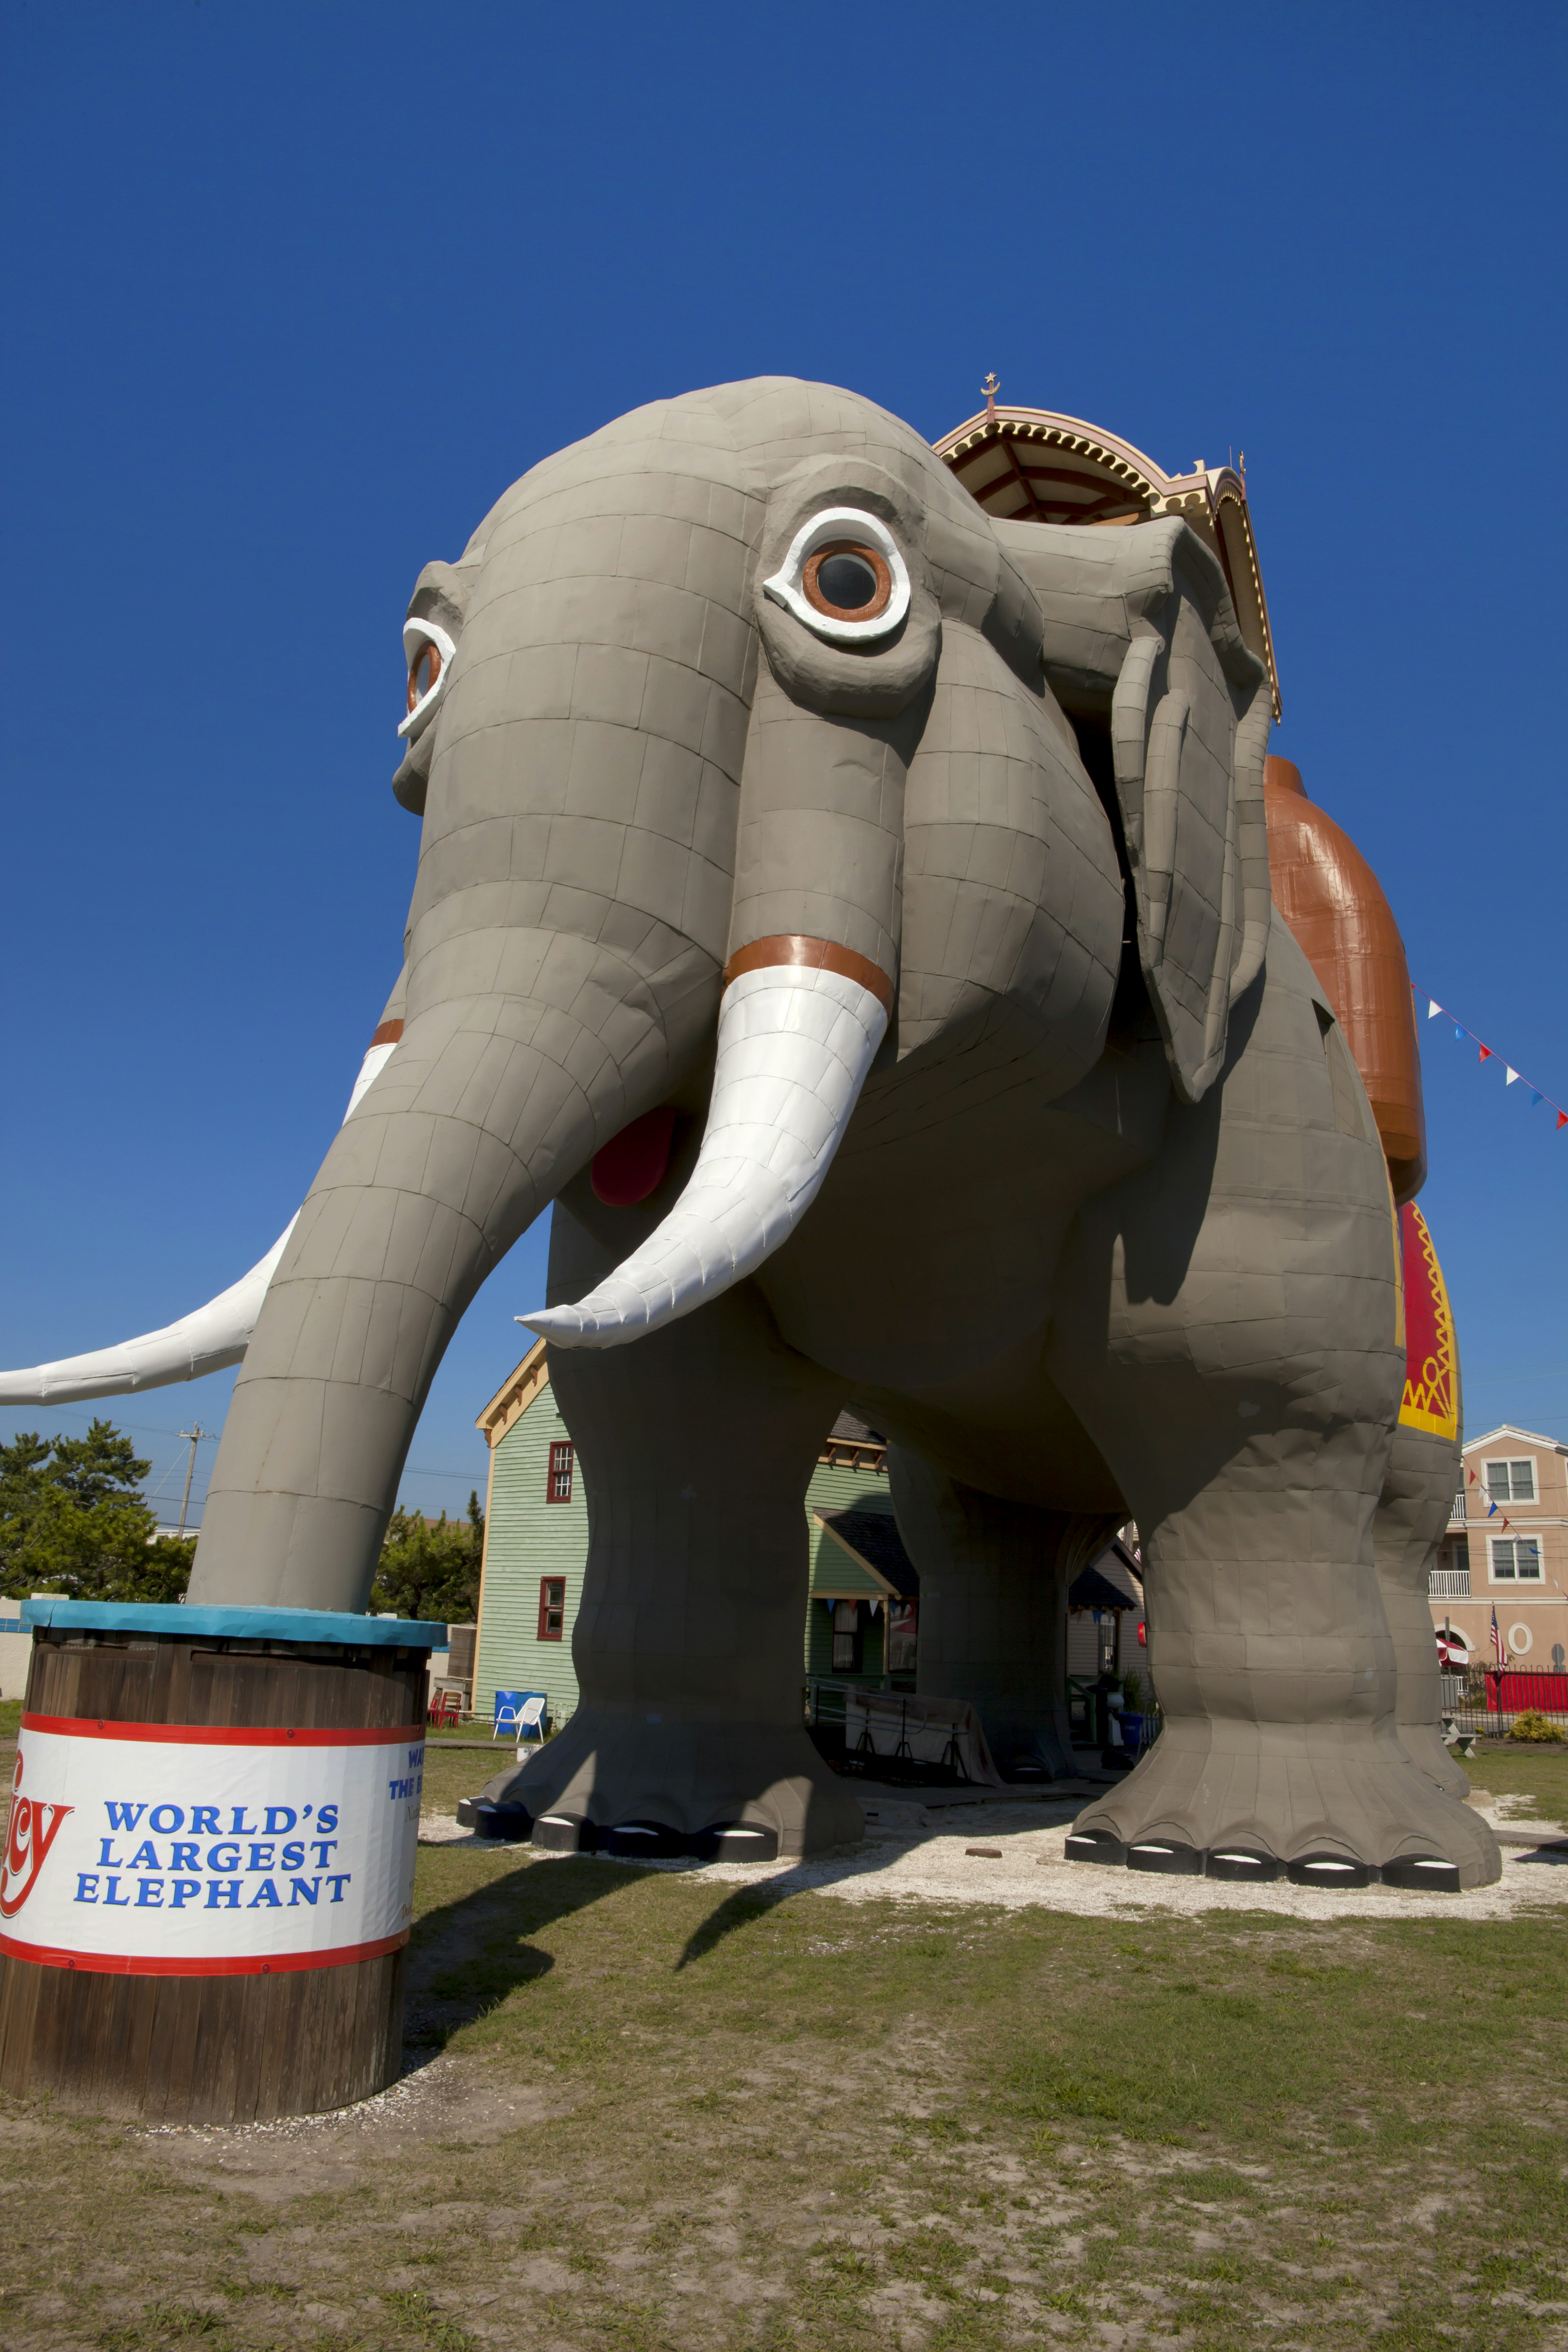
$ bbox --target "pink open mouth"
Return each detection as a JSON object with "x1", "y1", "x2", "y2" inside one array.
[{"x1": 590, "y1": 1106, "x2": 678, "y2": 1207}]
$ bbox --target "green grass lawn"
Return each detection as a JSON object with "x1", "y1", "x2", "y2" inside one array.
[
  {"x1": 1463, "y1": 1742, "x2": 1568, "y2": 1822},
  {"x1": 0, "y1": 1822, "x2": 1563, "y2": 2351}
]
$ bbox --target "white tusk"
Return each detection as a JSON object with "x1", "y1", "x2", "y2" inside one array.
[
  {"x1": 343, "y1": 1036, "x2": 399, "y2": 1120},
  {"x1": 0, "y1": 1019, "x2": 405, "y2": 1408},
  {"x1": 0, "y1": 1220, "x2": 297, "y2": 1407},
  {"x1": 519, "y1": 964, "x2": 888, "y2": 1350}
]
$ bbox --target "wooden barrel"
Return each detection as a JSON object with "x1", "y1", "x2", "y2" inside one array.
[{"x1": 0, "y1": 1599, "x2": 445, "y2": 2126}]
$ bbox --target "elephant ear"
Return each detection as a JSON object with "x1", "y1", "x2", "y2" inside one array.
[{"x1": 1111, "y1": 523, "x2": 1272, "y2": 1104}]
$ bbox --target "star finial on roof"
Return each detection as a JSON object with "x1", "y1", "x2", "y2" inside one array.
[{"x1": 982, "y1": 372, "x2": 1000, "y2": 422}]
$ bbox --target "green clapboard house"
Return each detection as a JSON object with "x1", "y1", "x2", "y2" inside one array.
[{"x1": 471, "y1": 1341, "x2": 918, "y2": 1729}]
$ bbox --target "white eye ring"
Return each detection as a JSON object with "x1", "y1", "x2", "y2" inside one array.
[
  {"x1": 762, "y1": 508, "x2": 911, "y2": 644},
  {"x1": 398, "y1": 617, "x2": 457, "y2": 740}
]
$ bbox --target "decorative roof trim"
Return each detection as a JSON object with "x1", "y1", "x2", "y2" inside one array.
[
  {"x1": 1463, "y1": 1425, "x2": 1568, "y2": 1454},
  {"x1": 477, "y1": 1337, "x2": 550, "y2": 1450},
  {"x1": 933, "y1": 403, "x2": 1282, "y2": 719}
]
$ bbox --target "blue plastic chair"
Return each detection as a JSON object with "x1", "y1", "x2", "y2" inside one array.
[{"x1": 492, "y1": 1689, "x2": 523, "y2": 1740}]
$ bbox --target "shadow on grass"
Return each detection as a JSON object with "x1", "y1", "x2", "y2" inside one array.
[
  {"x1": 675, "y1": 1884, "x2": 790, "y2": 1971},
  {"x1": 406, "y1": 1851, "x2": 650, "y2": 2049}
]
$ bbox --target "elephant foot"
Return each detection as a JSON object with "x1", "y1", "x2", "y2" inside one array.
[
  {"x1": 1066, "y1": 1727, "x2": 1501, "y2": 1891},
  {"x1": 1399, "y1": 1719, "x2": 1472, "y2": 1799},
  {"x1": 470, "y1": 1709, "x2": 865, "y2": 1861}
]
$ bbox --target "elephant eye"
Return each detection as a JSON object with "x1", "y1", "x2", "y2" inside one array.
[
  {"x1": 398, "y1": 617, "x2": 457, "y2": 741},
  {"x1": 804, "y1": 543, "x2": 889, "y2": 621},
  {"x1": 762, "y1": 506, "x2": 911, "y2": 645},
  {"x1": 407, "y1": 642, "x2": 442, "y2": 713}
]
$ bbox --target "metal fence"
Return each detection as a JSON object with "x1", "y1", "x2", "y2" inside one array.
[{"x1": 1441, "y1": 1668, "x2": 1568, "y2": 1740}]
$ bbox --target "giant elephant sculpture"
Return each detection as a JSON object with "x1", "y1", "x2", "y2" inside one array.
[{"x1": 4, "y1": 379, "x2": 1499, "y2": 1889}]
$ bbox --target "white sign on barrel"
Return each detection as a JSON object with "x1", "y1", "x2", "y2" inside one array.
[{"x1": 0, "y1": 1715, "x2": 425, "y2": 1975}]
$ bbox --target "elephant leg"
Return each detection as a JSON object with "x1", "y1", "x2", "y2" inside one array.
[
  {"x1": 1049, "y1": 933, "x2": 1499, "y2": 1888},
  {"x1": 486, "y1": 1191, "x2": 864, "y2": 1859},
  {"x1": 888, "y1": 1446, "x2": 1118, "y2": 1779},
  {"x1": 1376, "y1": 1413, "x2": 1469, "y2": 1796}
]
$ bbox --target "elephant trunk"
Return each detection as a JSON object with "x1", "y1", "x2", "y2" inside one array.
[
  {"x1": 188, "y1": 943, "x2": 715, "y2": 1612},
  {"x1": 0, "y1": 1012, "x2": 405, "y2": 1409}
]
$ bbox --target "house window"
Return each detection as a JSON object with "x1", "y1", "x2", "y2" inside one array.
[
  {"x1": 831, "y1": 1599, "x2": 862, "y2": 1675},
  {"x1": 1485, "y1": 1459, "x2": 1536, "y2": 1504},
  {"x1": 546, "y1": 1441, "x2": 574, "y2": 1502},
  {"x1": 537, "y1": 1577, "x2": 567, "y2": 1639},
  {"x1": 886, "y1": 1601, "x2": 918, "y2": 1674},
  {"x1": 1490, "y1": 1539, "x2": 1543, "y2": 1583}
]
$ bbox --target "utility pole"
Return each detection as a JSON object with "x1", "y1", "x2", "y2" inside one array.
[{"x1": 175, "y1": 1426, "x2": 212, "y2": 1538}]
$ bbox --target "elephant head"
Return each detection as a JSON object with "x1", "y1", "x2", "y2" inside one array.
[{"x1": 2, "y1": 381, "x2": 1272, "y2": 1610}]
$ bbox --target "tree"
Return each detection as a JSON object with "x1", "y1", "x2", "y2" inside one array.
[
  {"x1": 0, "y1": 1420, "x2": 196, "y2": 1603},
  {"x1": 369, "y1": 1489, "x2": 484, "y2": 1626}
]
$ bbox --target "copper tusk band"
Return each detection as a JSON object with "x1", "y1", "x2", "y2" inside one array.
[{"x1": 722, "y1": 935, "x2": 894, "y2": 1015}]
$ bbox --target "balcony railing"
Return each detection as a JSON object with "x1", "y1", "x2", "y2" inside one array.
[
  {"x1": 1429, "y1": 1566, "x2": 1472, "y2": 1598},
  {"x1": 1448, "y1": 1492, "x2": 1467, "y2": 1526}
]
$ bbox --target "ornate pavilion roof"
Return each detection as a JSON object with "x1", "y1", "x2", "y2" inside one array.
[{"x1": 933, "y1": 394, "x2": 1282, "y2": 718}]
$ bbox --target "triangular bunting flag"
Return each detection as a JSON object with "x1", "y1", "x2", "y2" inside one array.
[
  {"x1": 1454, "y1": 1025, "x2": 1464, "y2": 1041},
  {"x1": 1558, "y1": 1111, "x2": 1567, "y2": 1131},
  {"x1": 1506, "y1": 1067, "x2": 1519, "y2": 1085},
  {"x1": 1531, "y1": 1091, "x2": 1543, "y2": 1106},
  {"x1": 1479, "y1": 1045, "x2": 1493, "y2": 1062},
  {"x1": 1428, "y1": 1000, "x2": 1441, "y2": 1019}
]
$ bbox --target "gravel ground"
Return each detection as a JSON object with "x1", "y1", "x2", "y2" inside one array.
[{"x1": 419, "y1": 1789, "x2": 1566, "y2": 1923}]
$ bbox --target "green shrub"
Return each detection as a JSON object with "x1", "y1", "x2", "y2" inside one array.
[{"x1": 1507, "y1": 1711, "x2": 1565, "y2": 1744}]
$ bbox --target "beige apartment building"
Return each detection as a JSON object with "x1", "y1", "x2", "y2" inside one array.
[{"x1": 1431, "y1": 1425, "x2": 1568, "y2": 1677}]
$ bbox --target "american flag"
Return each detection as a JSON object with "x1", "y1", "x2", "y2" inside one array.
[{"x1": 1491, "y1": 1606, "x2": 1506, "y2": 1666}]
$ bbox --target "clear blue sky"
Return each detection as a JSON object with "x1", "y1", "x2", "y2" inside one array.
[{"x1": 2, "y1": 2, "x2": 1564, "y2": 1528}]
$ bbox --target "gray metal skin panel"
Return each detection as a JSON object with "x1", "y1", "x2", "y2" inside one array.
[{"x1": 178, "y1": 378, "x2": 1495, "y2": 1884}]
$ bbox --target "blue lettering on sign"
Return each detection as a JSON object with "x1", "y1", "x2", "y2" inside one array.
[{"x1": 65, "y1": 1776, "x2": 383, "y2": 1927}]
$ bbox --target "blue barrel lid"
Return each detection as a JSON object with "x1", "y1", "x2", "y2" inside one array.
[{"x1": 20, "y1": 1597, "x2": 449, "y2": 1649}]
